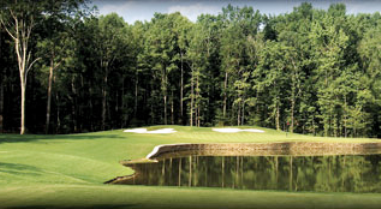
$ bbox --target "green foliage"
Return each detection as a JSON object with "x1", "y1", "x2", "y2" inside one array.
[{"x1": 1, "y1": 2, "x2": 381, "y2": 138}]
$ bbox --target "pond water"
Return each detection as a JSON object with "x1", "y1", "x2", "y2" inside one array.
[{"x1": 120, "y1": 154, "x2": 381, "y2": 193}]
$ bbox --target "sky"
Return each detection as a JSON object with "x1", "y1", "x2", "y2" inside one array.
[{"x1": 91, "y1": 0, "x2": 381, "y2": 24}]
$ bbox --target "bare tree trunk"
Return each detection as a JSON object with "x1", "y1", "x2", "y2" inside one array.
[
  {"x1": 71, "y1": 75, "x2": 77, "y2": 132},
  {"x1": 276, "y1": 100, "x2": 280, "y2": 131},
  {"x1": 255, "y1": 90, "x2": 260, "y2": 126},
  {"x1": 190, "y1": 69, "x2": 194, "y2": 127},
  {"x1": 20, "y1": 80, "x2": 26, "y2": 134},
  {"x1": 163, "y1": 95, "x2": 167, "y2": 125},
  {"x1": 344, "y1": 94, "x2": 347, "y2": 138},
  {"x1": 290, "y1": 60, "x2": 298, "y2": 134},
  {"x1": 312, "y1": 116, "x2": 316, "y2": 136},
  {"x1": 1, "y1": 7, "x2": 41, "y2": 134},
  {"x1": 223, "y1": 72, "x2": 228, "y2": 118},
  {"x1": 17, "y1": 37, "x2": 27, "y2": 135},
  {"x1": 102, "y1": 67, "x2": 108, "y2": 130},
  {"x1": 0, "y1": 32, "x2": 3, "y2": 132},
  {"x1": 89, "y1": 83, "x2": 94, "y2": 131},
  {"x1": 237, "y1": 101, "x2": 241, "y2": 126},
  {"x1": 171, "y1": 90, "x2": 174, "y2": 125},
  {"x1": 198, "y1": 104, "x2": 201, "y2": 127},
  {"x1": 291, "y1": 96, "x2": 295, "y2": 133},
  {"x1": 55, "y1": 93, "x2": 60, "y2": 133},
  {"x1": 0, "y1": 70, "x2": 4, "y2": 132},
  {"x1": 180, "y1": 51, "x2": 184, "y2": 122},
  {"x1": 242, "y1": 94, "x2": 245, "y2": 126},
  {"x1": 121, "y1": 78, "x2": 126, "y2": 128},
  {"x1": 45, "y1": 55, "x2": 54, "y2": 134},
  {"x1": 196, "y1": 72, "x2": 200, "y2": 127},
  {"x1": 134, "y1": 67, "x2": 138, "y2": 118},
  {"x1": 195, "y1": 105, "x2": 198, "y2": 127},
  {"x1": 162, "y1": 65, "x2": 167, "y2": 125},
  {"x1": 334, "y1": 113, "x2": 338, "y2": 138},
  {"x1": 274, "y1": 80, "x2": 280, "y2": 131}
]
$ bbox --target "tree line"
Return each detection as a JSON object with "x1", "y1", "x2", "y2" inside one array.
[{"x1": 1, "y1": 1, "x2": 381, "y2": 137}]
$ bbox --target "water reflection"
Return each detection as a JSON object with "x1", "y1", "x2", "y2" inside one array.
[{"x1": 121, "y1": 155, "x2": 381, "y2": 193}]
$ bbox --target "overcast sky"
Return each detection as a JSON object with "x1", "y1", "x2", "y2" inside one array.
[{"x1": 90, "y1": 0, "x2": 381, "y2": 24}]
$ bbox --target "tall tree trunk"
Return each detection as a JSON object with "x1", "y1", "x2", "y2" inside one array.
[
  {"x1": 0, "y1": 69, "x2": 4, "y2": 132},
  {"x1": 290, "y1": 96, "x2": 295, "y2": 133},
  {"x1": 20, "y1": 79, "x2": 26, "y2": 135},
  {"x1": 89, "y1": 82, "x2": 94, "y2": 131},
  {"x1": 180, "y1": 51, "x2": 184, "y2": 123},
  {"x1": 190, "y1": 68, "x2": 194, "y2": 127},
  {"x1": 0, "y1": 32, "x2": 3, "y2": 133},
  {"x1": 45, "y1": 55, "x2": 54, "y2": 134},
  {"x1": 134, "y1": 67, "x2": 138, "y2": 118},
  {"x1": 16, "y1": 39, "x2": 27, "y2": 135},
  {"x1": 198, "y1": 104, "x2": 201, "y2": 127},
  {"x1": 290, "y1": 60, "x2": 298, "y2": 134},
  {"x1": 55, "y1": 93, "x2": 60, "y2": 133},
  {"x1": 256, "y1": 90, "x2": 260, "y2": 126},
  {"x1": 162, "y1": 65, "x2": 167, "y2": 125},
  {"x1": 171, "y1": 89, "x2": 174, "y2": 125},
  {"x1": 102, "y1": 66, "x2": 108, "y2": 130},
  {"x1": 115, "y1": 90, "x2": 119, "y2": 128},
  {"x1": 237, "y1": 101, "x2": 241, "y2": 126},
  {"x1": 276, "y1": 99, "x2": 280, "y2": 131},
  {"x1": 242, "y1": 94, "x2": 245, "y2": 126},
  {"x1": 196, "y1": 72, "x2": 200, "y2": 127},
  {"x1": 163, "y1": 94, "x2": 167, "y2": 125},
  {"x1": 150, "y1": 79, "x2": 155, "y2": 124},
  {"x1": 274, "y1": 81, "x2": 280, "y2": 131},
  {"x1": 334, "y1": 114, "x2": 338, "y2": 138},
  {"x1": 312, "y1": 115, "x2": 316, "y2": 136},
  {"x1": 223, "y1": 72, "x2": 228, "y2": 118},
  {"x1": 71, "y1": 75, "x2": 77, "y2": 132},
  {"x1": 121, "y1": 78, "x2": 125, "y2": 127},
  {"x1": 3, "y1": 8, "x2": 41, "y2": 134},
  {"x1": 195, "y1": 105, "x2": 198, "y2": 127},
  {"x1": 344, "y1": 94, "x2": 347, "y2": 138}
]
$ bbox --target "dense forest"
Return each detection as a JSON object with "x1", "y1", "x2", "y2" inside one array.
[{"x1": 1, "y1": 1, "x2": 381, "y2": 137}]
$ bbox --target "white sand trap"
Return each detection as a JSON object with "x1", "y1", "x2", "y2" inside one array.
[
  {"x1": 123, "y1": 128, "x2": 177, "y2": 134},
  {"x1": 243, "y1": 129, "x2": 265, "y2": 133},
  {"x1": 123, "y1": 128, "x2": 148, "y2": 133},
  {"x1": 146, "y1": 128, "x2": 177, "y2": 134},
  {"x1": 212, "y1": 128, "x2": 265, "y2": 133}
]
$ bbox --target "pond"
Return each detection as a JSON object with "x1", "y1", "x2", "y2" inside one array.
[{"x1": 119, "y1": 153, "x2": 381, "y2": 193}]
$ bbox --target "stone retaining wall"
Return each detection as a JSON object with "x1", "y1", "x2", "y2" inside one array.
[
  {"x1": 146, "y1": 142, "x2": 381, "y2": 159},
  {"x1": 111, "y1": 142, "x2": 381, "y2": 184}
]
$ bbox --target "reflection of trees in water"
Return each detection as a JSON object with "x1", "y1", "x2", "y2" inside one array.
[{"x1": 126, "y1": 155, "x2": 381, "y2": 193}]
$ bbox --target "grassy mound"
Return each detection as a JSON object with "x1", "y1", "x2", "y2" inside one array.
[{"x1": 1, "y1": 126, "x2": 381, "y2": 208}]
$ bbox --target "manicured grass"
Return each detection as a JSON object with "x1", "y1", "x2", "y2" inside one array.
[{"x1": 1, "y1": 126, "x2": 381, "y2": 208}]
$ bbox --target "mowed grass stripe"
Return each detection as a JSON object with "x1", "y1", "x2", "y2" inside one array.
[{"x1": 1, "y1": 125, "x2": 381, "y2": 208}]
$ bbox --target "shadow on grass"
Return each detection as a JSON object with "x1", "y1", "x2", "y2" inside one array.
[
  {"x1": 0, "y1": 162, "x2": 43, "y2": 176},
  {"x1": 0, "y1": 134, "x2": 126, "y2": 144},
  {"x1": 6, "y1": 204, "x2": 137, "y2": 209}
]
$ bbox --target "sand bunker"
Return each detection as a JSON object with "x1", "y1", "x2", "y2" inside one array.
[
  {"x1": 212, "y1": 128, "x2": 265, "y2": 133},
  {"x1": 123, "y1": 128, "x2": 177, "y2": 134}
]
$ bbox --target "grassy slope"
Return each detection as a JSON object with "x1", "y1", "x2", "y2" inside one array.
[{"x1": 1, "y1": 126, "x2": 381, "y2": 209}]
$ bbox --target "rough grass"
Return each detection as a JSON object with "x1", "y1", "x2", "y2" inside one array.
[{"x1": 1, "y1": 125, "x2": 381, "y2": 208}]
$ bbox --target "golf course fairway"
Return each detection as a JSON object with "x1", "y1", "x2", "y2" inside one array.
[{"x1": 1, "y1": 126, "x2": 381, "y2": 209}]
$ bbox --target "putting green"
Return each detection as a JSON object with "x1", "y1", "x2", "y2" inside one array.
[{"x1": 1, "y1": 126, "x2": 381, "y2": 208}]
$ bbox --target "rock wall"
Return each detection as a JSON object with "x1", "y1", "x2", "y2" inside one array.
[{"x1": 146, "y1": 142, "x2": 381, "y2": 159}]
